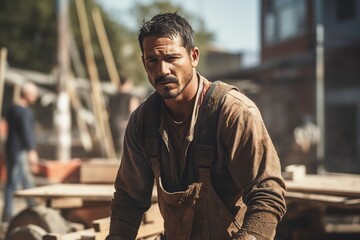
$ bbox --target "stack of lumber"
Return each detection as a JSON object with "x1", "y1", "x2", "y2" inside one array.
[
  {"x1": 42, "y1": 203, "x2": 164, "y2": 240},
  {"x1": 284, "y1": 172, "x2": 360, "y2": 208}
]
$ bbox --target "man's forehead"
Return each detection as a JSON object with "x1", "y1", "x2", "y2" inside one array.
[{"x1": 143, "y1": 35, "x2": 184, "y2": 52}]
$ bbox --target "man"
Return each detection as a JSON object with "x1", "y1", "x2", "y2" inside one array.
[
  {"x1": 107, "y1": 13, "x2": 286, "y2": 240},
  {"x1": 108, "y1": 75, "x2": 139, "y2": 158},
  {"x1": 2, "y1": 82, "x2": 39, "y2": 222}
]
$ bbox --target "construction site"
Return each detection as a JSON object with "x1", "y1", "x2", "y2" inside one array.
[{"x1": 0, "y1": 0, "x2": 360, "y2": 239}]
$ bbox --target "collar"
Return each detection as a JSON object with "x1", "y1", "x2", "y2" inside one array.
[{"x1": 158, "y1": 73, "x2": 211, "y2": 144}]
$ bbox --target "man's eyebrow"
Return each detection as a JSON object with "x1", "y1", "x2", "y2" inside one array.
[{"x1": 145, "y1": 52, "x2": 181, "y2": 60}]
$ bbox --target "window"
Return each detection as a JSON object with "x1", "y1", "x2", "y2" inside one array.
[{"x1": 264, "y1": 0, "x2": 306, "y2": 44}]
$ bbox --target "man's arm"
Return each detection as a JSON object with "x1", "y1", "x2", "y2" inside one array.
[
  {"x1": 107, "y1": 108, "x2": 155, "y2": 239},
  {"x1": 20, "y1": 109, "x2": 39, "y2": 173},
  {"x1": 221, "y1": 91, "x2": 286, "y2": 240}
]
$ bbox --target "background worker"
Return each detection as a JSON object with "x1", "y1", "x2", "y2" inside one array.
[
  {"x1": 107, "y1": 13, "x2": 286, "y2": 240},
  {"x1": 108, "y1": 75, "x2": 140, "y2": 158},
  {"x1": 2, "y1": 82, "x2": 39, "y2": 222}
]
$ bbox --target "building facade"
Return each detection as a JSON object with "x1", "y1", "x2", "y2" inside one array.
[{"x1": 211, "y1": 0, "x2": 360, "y2": 173}]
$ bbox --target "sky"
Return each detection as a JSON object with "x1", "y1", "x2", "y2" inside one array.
[{"x1": 99, "y1": 0, "x2": 260, "y2": 54}]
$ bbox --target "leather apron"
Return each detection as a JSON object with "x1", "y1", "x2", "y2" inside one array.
[{"x1": 151, "y1": 149, "x2": 243, "y2": 240}]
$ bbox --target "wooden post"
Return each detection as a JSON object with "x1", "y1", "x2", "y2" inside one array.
[
  {"x1": 75, "y1": 0, "x2": 116, "y2": 159},
  {"x1": 0, "y1": 48, "x2": 7, "y2": 117},
  {"x1": 92, "y1": 8, "x2": 120, "y2": 87},
  {"x1": 56, "y1": 0, "x2": 72, "y2": 161},
  {"x1": 13, "y1": 83, "x2": 21, "y2": 102}
]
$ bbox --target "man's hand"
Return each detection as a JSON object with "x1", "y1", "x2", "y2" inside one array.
[
  {"x1": 28, "y1": 150, "x2": 39, "y2": 173},
  {"x1": 232, "y1": 232, "x2": 257, "y2": 240}
]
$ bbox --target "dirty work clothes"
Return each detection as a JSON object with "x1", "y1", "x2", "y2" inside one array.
[
  {"x1": 2, "y1": 104, "x2": 36, "y2": 221},
  {"x1": 108, "y1": 75, "x2": 286, "y2": 240},
  {"x1": 151, "y1": 152, "x2": 244, "y2": 239}
]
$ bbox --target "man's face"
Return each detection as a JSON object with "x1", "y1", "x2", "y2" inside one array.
[
  {"x1": 141, "y1": 35, "x2": 199, "y2": 99},
  {"x1": 24, "y1": 87, "x2": 38, "y2": 105}
]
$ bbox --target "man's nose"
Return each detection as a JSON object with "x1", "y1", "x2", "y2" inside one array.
[{"x1": 158, "y1": 61, "x2": 171, "y2": 76}]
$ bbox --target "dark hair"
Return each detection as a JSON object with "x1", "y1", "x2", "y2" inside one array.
[{"x1": 138, "y1": 12, "x2": 195, "y2": 53}]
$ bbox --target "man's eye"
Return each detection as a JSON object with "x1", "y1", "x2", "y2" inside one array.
[
  {"x1": 167, "y1": 57, "x2": 178, "y2": 62},
  {"x1": 147, "y1": 59, "x2": 157, "y2": 63}
]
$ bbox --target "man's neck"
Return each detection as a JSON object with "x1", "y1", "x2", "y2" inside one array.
[
  {"x1": 17, "y1": 98, "x2": 29, "y2": 107},
  {"x1": 164, "y1": 75, "x2": 199, "y2": 122}
]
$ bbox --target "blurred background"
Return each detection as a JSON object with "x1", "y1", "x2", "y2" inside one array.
[
  {"x1": 0, "y1": 0, "x2": 359, "y2": 173},
  {"x1": 0, "y1": 0, "x2": 360, "y2": 239}
]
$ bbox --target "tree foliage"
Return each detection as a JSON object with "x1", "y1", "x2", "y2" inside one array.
[
  {"x1": 0, "y1": 0, "x2": 57, "y2": 71},
  {"x1": 0, "y1": 0, "x2": 214, "y2": 84}
]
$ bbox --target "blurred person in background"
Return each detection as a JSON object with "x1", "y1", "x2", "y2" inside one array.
[
  {"x1": 108, "y1": 75, "x2": 140, "y2": 158},
  {"x1": 2, "y1": 82, "x2": 39, "y2": 222}
]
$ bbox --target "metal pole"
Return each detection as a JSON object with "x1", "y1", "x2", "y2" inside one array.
[
  {"x1": 315, "y1": 0, "x2": 325, "y2": 173},
  {"x1": 316, "y1": 24, "x2": 325, "y2": 170}
]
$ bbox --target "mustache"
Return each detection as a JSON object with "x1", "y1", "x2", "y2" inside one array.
[{"x1": 155, "y1": 76, "x2": 178, "y2": 84}]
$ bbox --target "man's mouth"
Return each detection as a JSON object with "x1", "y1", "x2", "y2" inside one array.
[{"x1": 155, "y1": 76, "x2": 178, "y2": 85}]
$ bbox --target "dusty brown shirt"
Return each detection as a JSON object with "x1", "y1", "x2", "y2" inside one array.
[{"x1": 108, "y1": 75, "x2": 286, "y2": 240}]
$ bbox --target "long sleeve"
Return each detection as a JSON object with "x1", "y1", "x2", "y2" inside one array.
[
  {"x1": 20, "y1": 108, "x2": 36, "y2": 150},
  {"x1": 220, "y1": 90, "x2": 286, "y2": 240},
  {"x1": 108, "y1": 106, "x2": 155, "y2": 239}
]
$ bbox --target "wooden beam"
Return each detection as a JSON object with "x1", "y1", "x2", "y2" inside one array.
[
  {"x1": 0, "y1": 48, "x2": 8, "y2": 118},
  {"x1": 92, "y1": 8, "x2": 120, "y2": 87},
  {"x1": 75, "y1": 0, "x2": 116, "y2": 159},
  {"x1": 80, "y1": 160, "x2": 118, "y2": 184},
  {"x1": 50, "y1": 197, "x2": 83, "y2": 209}
]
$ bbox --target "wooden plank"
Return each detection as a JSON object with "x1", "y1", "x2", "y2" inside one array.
[
  {"x1": 80, "y1": 233, "x2": 96, "y2": 240},
  {"x1": 137, "y1": 220, "x2": 164, "y2": 239},
  {"x1": 285, "y1": 173, "x2": 360, "y2": 198},
  {"x1": 92, "y1": 217, "x2": 110, "y2": 232},
  {"x1": 286, "y1": 191, "x2": 360, "y2": 209},
  {"x1": 0, "y1": 48, "x2": 7, "y2": 117},
  {"x1": 80, "y1": 160, "x2": 119, "y2": 184},
  {"x1": 325, "y1": 223, "x2": 360, "y2": 233},
  {"x1": 92, "y1": 8, "x2": 120, "y2": 87},
  {"x1": 75, "y1": 0, "x2": 116, "y2": 159},
  {"x1": 137, "y1": 204, "x2": 163, "y2": 239},
  {"x1": 94, "y1": 231, "x2": 108, "y2": 240},
  {"x1": 15, "y1": 184, "x2": 114, "y2": 201},
  {"x1": 15, "y1": 183, "x2": 158, "y2": 204},
  {"x1": 43, "y1": 229, "x2": 95, "y2": 240},
  {"x1": 89, "y1": 204, "x2": 162, "y2": 239},
  {"x1": 50, "y1": 197, "x2": 83, "y2": 209}
]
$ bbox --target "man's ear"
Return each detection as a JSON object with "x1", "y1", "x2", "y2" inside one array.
[{"x1": 191, "y1": 47, "x2": 200, "y2": 67}]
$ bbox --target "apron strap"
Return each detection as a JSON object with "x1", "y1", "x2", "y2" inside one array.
[{"x1": 196, "y1": 81, "x2": 238, "y2": 181}]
